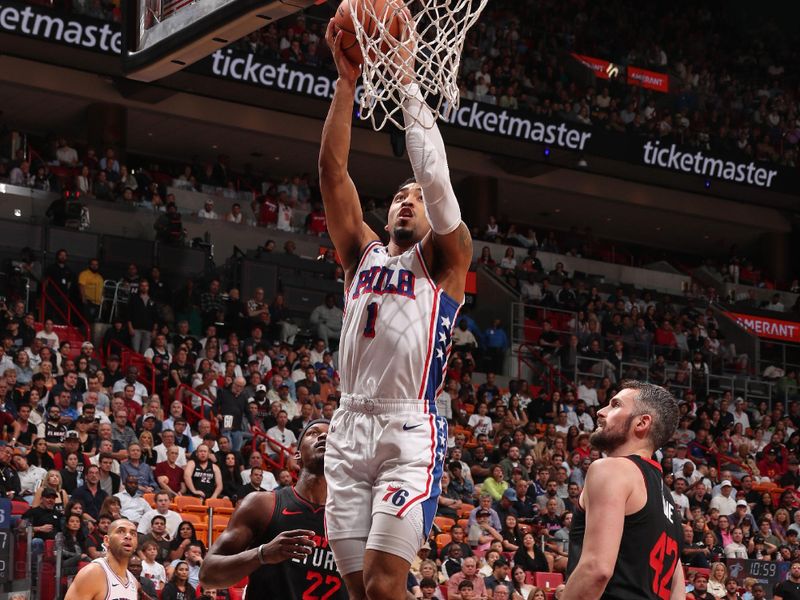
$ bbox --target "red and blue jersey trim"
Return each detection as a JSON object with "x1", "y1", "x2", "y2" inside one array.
[{"x1": 414, "y1": 243, "x2": 462, "y2": 415}]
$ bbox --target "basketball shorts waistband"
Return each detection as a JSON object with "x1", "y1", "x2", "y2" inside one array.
[{"x1": 339, "y1": 394, "x2": 432, "y2": 414}]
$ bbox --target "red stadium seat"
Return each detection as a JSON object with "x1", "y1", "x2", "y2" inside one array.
[{"x1": 534, "y1": 571, "x2": 564, "y2": 591}]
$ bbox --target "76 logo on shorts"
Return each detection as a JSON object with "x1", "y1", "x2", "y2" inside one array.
[{"x1": 382, "y1": 485, "x2": 409, "y2": 507}]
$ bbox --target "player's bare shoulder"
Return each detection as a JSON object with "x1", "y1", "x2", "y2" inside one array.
[
  {"x1": 585, "y1": 457, "x2": 641, "y2": 490},
  {"x1": 64, "y1": 561, "x2": 105, "y2": 600}
]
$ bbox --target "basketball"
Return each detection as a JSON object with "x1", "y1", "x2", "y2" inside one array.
[{"x1": 333, "y1": 0, "x2": 407, "y2": 65}]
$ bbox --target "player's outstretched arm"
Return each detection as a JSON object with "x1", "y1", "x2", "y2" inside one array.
[
  {"x1": 401, "y1": 83, "x2": 472, "y2": 302},
  {"x1": 64, "y1": 563, "x2": 104, "y2": 600},
  {"x1": 199, "y1": 491, "x2": 314, "y2": 589},
  {"x1": 561, "y1": 458, "x2": 630, "y2": 600},
  {"x1": 319, "y1": 19, "x2": 379, "y2": 277}
]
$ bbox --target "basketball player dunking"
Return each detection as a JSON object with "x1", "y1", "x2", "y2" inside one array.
[
  {"x1": 319, "y1": 15, "x2": 472, "y2": 600},
  {"x1": 200, "y1": 420, "x2": 347, "y2": 600},
  {"x1": 558, "y1": 381, "x2": 685, "y2": 600},
  {"x1": 65, "y1": 518, "x2": 139, "y2": 600}
]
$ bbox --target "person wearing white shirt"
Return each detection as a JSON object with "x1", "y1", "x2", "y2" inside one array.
[
  {"x1": 13, "y1": 455, "x2": 46, "y2": 502},
  {"x1": 577, "y1": 380, "x2": 599, "y2": 408},
  {"x1": 116, "y1": 475, "x2": 153, "y2": 523},
  {"x1": 154, "y1": 431, "x2": 188, "y2": 467},
  {"x1": 732, "y1": 397, "x2": 751, "y2": 431},
  {"x1": 112, "y1": 377, "x2": 149, "y2": 406},
  {"x1": 670, "y1": 477, "x2": 691, "y2": 520},
  {"x1": 197, "y1": 200, "x2": 219, "y2": 219},
  {"x1": 240, "y1": 452, "x2": 277, "y2": 489},
  {"x1": 723, "y1": 527, "x2": 749, "y2": 559},
  {"x1": 566, "y1": 401, "x2": 595, "y2": 431},
  {"x1": 35, "y1": 319, "x2": 60, "y2": 349},
  {"x1": 137, "y1": 491, "x2": 183, "y2": 537},
  {"x1": 467, "y1": 404, "x2": 493, "y2": 437},
  {"x1": 709, "y1": 480, "x2": 737, "y2": 515},
  {"x1": 266, "y1": 411, "x2": 297, "y2": 459}
]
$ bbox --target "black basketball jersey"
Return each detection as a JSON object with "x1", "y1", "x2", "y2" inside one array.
[
  {"x1": 567, "y1": 455, "x2": 683, "y2": 600},
  {"x1": 191, "y1": 462, "x2": 216, "y2": 498},
  {"x1": 247, "y1": 486, "x2": 348, "y2": 600}
]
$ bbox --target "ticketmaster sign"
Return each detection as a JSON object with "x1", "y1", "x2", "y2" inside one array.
[{"x1": 1, "y1": 1, "x2": 795, "y2": 193}]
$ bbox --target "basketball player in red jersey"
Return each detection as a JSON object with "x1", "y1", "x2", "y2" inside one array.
[
  {"x1": 65, "y1": 518, "x2": 139, "y2": 600},
  {"x1": 559, "y1": 381, "x2": 685, "y2": 600},
  {"x1": 319, "y1": 13, "x2": 472, "y2": 600}
]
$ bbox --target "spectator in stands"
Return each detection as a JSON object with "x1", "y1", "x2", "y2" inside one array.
[
  {"x1": 23, "y1": 486, "x2": 61, "y2": 552},
  {"x1": 128, "y1": 280, "x2": 158, "y2": 354},
  {"x1": 116, "y1": 474, "x2": 152, "y2": 523},
  {"x1": 112, "y1": 367, "x2": 149, "y2": 406},
  {"x1": 138, "y1": 491, "x2": 182, "y2": 537},
  {"x1": 154, "y1": 202, "x2": 185, "y2": 244},
  {"x1": 154, "y1": 445, "x2": 186, "y2": 497},
  {"x1": 70, "y1": 464, "x2": 107, "y2": 519},
  {"x1": 198, "y1": 199, "x2": 219, "y2": 220},
  {"x1": 309, "y1": 294, "x2": 343, "y2": 349},
  {"x1": 214, "y1": 376, "x2": 249, "y2": 451},
  {"x1": 183, "y1": 444, "x2": 222, "y2": 500},
  {"x1": 78, "y1": 258, "x2": 104, "y2": 323},
  {"x1": 120, "y1": 442, "x2": 158, "y2": 492},
  {"x1": 155, "y1": 430, "x2": 187, "y2": 467}
]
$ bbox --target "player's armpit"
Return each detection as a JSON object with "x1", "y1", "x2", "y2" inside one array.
[
  {"x1": 561, "y1": 458, "x2": 633, "y2": 600},
  {"x1": 64, "y1": 562, "x2": 103, "y2": 600},
  {"x1": 199, "y1": 492, "x2": 274, "y2": 588},
  {"x1": 421, "y1": 222, "x2": 472, "y2": 302}
]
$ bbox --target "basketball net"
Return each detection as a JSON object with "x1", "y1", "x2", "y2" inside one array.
[{"x1": 348, "y1": 0, "x2": 488, "y2": 131}]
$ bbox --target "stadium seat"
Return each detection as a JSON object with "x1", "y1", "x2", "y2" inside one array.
[
  {"x1": 176, "y1": 495, "x2": 203, "y2": 510},
  {"x1": 211, "y1": 516, "x2": 230, "y2": 529},
  {"x1": 434, "y1": 516, "x2": 455, "y2": 532},
  {"x1": 439, "y1": 584, "x2": 448, "y2": 599},
  {"x1": 459, "y1": 504, "x2": 475, "y2": 517},
  {"x1": 535, "y1": 572, "x2": 564, "y2": 591},
  {"x1": 183, "y1": 504, "x2": 209, "y2": 517},
  {"x1": 436, "y1": 533, "x2": 452, "y2": 548},
  {"x1": 195, "y1": 524, "x2": 209, "y2": 546},
  {"x1": 457, "y1": 518, "x2": 469, "y2": 530},
  {"x1": 206, "y1": 498, "x2": 233, "y2": 510},
  {"x1": 181, "y1": 513, "x2": 204, "y2": 525},
  {"x1": 143, "y1": 493, "x2": 156, "y2": 507}
]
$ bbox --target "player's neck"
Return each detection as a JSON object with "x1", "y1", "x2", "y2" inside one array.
[
  {"x1": 294, "y1": 472, "x2": 327, "y2": 506},
  {"x1": 607, "y1": 441, "x2": 654, "y2": 462},
  {"x1": 106, "y1": 553, "x2": 129, "y2": 581},
  {"x1": 387, "y1": 239, "x2": 413, "y2": 257}
]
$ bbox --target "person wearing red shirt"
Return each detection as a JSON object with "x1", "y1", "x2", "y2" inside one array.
[
  {"x1": 257, "y1": 192, "x2": 279, "y2": 227},
  {"x1": 758, "y1": 447, "x2": 787, "y2": 480},
  {"x1": 305, "y1": 202, "x2": 328, "y2": 236}
]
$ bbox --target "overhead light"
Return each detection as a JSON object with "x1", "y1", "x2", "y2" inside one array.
[
  {"x1": 147, "y1": 132, "x2": 153, "y2": 137},
  {"x1": 577, "y1": 157, "x2": 588, "y2": 168},
  {"x1": 274, "y1": 156, "x2": 281, "y2": 161},
  {"x1": 605, "y1": 217, "x2": 611, "y2": 222},
  {"x1": 554, "y1": 208, "x2": 561, "y2": 213},
  {"x1": 212, "y1": 144, "x2": 218, "y2": 149},
  {"x1": 655, "y1": 226, "x2": 662, "y2": 231}
]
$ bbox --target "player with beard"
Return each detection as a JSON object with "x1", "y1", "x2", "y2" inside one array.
[
  {"x1": 558, "y1": 381, "x2": 684, "y2": 600},
  {"x1": 199, "y1": 419, "x2": 346, "y2": 600},
  {"x1": 65, "y1": 518, "x2": 139, "y2": 600}
]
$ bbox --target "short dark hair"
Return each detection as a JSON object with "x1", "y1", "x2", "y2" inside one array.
[{"x1": 620, "y1": 380, "x2": 679, "y2": 450}]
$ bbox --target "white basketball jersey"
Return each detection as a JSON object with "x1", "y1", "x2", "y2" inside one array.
[
  {"x1": 93, "y1": 557, "x2": 138, "y2": 600},
  {"x1": 340, "y1": 240, "x2": 462, "y2": 412}
]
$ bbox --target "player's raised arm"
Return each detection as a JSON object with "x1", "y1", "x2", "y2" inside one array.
[
  {"x1": 319, "y1": 19, "x2": 379, "y2": 277},
  {"x1": 561, "y1": 458, "x2": 630, "y2": 600},
  {"x1": 199, "y1": 491, "x2": 314, "y2": 588},
  {"x1": 399, "y1": 58, "x2": 472, "y2": 301}
]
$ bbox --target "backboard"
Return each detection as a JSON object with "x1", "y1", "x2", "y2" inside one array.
[{"x1": 122, "y1": 0, "x2": 322, "y2": 82}]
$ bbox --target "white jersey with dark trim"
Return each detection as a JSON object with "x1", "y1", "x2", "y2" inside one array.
[
  {"x1": 92, "y1": 557, "x2": 138, "y2": 600},
  {"x1": 340, "y1": 241, "x2": 462, "y2": 412}
]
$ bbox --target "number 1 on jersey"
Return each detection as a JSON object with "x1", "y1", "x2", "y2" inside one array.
[{"x1": 363, "y1": 302, "x2": 378, "y2": 338}]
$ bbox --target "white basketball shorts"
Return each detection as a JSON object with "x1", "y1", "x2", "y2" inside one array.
[{"x1": 324, "y1": 395, "x2": 448, "y2": 543}]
